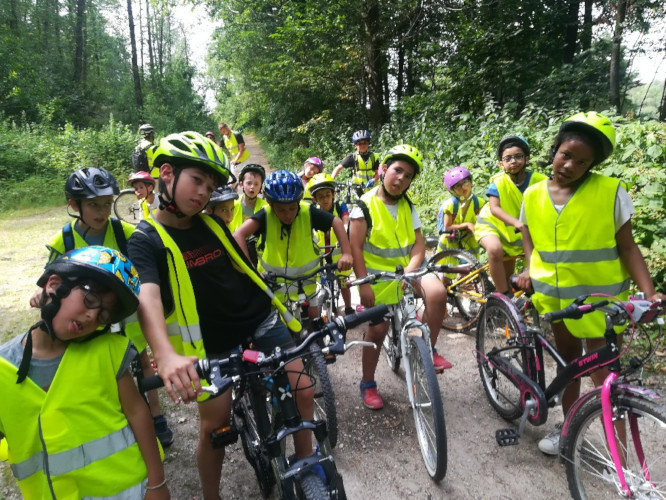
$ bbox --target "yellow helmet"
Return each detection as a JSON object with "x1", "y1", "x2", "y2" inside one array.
[
  {"x1": 558, "y1": 112, "x2": 615, "y2": 166},
  {"x1": 380, "y1": 144, "x2": 424, "y2": 176},
  {"x1": 153, "y1": 131, "x2": 231, "y2": 183},
  {"x1": 307, "y1": 173, "x2": 336, "y2": 196}
]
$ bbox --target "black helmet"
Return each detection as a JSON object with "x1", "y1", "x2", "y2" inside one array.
[
  {"x1": 239, "y1": 164, "x2": 266, "y2": 183},
  {"x1": 65, "y1": 167, "x2": 120, "y2": 200},
  {"x1": 208, "y1": 185, "x2": 239, "y2": 206},
  {"x1": 496, "y1": 135, "x2": 531, "y2": 160}
]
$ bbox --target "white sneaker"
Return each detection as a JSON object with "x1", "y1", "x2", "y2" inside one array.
[{"x1": 538, "y1": 423, "x2": 563, "y2": 455}]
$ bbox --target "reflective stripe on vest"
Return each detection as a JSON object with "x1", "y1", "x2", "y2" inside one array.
[
  {"x1": 259, "y1": 202, "x2": 321, "y2": 302},
  {"x1": 524, "y1": 173, "x2": 630, "y2": 338},
  {"x1": 0, "y1": 336, "x2": 147, "y2": 498},
  {"x1": 361, "y1": 188, "x2": 415, "y2": 305},
  {"x1": 352, "y1": 153, "x2": 378, "y2": 185}
]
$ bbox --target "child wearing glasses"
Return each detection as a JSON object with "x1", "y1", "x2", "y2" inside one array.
[
  {"x1": 437, "y1": 166, "x2": 485, "y2": 254},
  {"x1": 475, "y1": 136, "x2": 547, "y2": 295}
]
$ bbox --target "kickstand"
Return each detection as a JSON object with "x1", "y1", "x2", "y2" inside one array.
[{"x1": 496, "y1": 399, "x2": 536, "y2": 446}]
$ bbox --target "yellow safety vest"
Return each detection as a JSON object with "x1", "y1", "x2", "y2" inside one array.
[
  {"x1": 258, "y1": 202, "x2": 321, "y2": 303},
  {"x1": 352, "y1": 153, "x2": 380, "y2": 187},
  {"x1": 0, "y1": 335, "x2": 147, "y2": 499},
  {"x1": 437, "y1": 196, "x2": 486, "y2": 254},
  {"x1": 314, "y1": 203, "x2": 351, "y2": 278},
  {"x1": 360, "y1": 188, "x2": 415, "y2": 305},
  {"x1": 230, "y1": 197, "x2": 268, "y2": 232},
  {"x1": 524, "y1": 173, "x2": 630, "y2": 338},
  {"x1": 45, "y1": 220, "x2": 146, "y2": 352},
  {"x1": 475, "y1": 171, "x2": 547, "y2": 256},
  {"x1": 223, "y1": 132, "x2": 250, "y2": 164}
]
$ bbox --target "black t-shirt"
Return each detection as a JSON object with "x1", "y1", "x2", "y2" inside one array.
[
  {"x1": 218, "y1": 132, "x2": 244, "y2": 149},
  {"x1": 251, "y1": 204, "x2": 335, "y2": 235},
  {"x1": 340, "y1": 152, "x2": 379, "y2": 171},
  {"x1": 128, "y1": 216, "x2": 272, "y2": 353}
]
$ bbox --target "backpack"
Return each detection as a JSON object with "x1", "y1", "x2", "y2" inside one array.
[
  {"x1": 131, "y1": 149, "x2": 149, "y2": 173},
  {"x1": 437, "y1": 195, "x2": 480, "y2": 234},
  {"x1": 62, "y1": 218, "x2": 128, "y2": 256}
]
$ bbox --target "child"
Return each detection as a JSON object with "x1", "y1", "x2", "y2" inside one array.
[
  {"x1": 205, "y1": 185, "x2": 239, "y2": 229},
  {"x1": 299, "y1": 157, "x2": 323, "y2": 200},
  {"x1": 307, "y1": 173, "x2": 354, "y2": 315},
  {"x1": 475, "y1": 136, "x2": 547, "y2": 295},
  {"x1": 218, "y1": 122, "x2": 249, "y2": 179},
  {"x1": 516, "y1": 112, "x2": 665, "y2": 455},
  {"x1": 235, "y1": 170, "x2": 353, "y2": 324},
  {"x1": 0, "y1": 246, "x2": 169, "y2": 498},
  {"x1": 436, "y1": 166, "x2": 485, "y2": 254},
  {"x1": 204, "y1": 131, "x2": 216, "y2": 143},
  {"x1": 349, "y1": 145, "x2": 450, "y2": 410},
  {"x1": 42, "y1": 167, "x2": 174, "y2": 447},
  {"x1": 331, "y1": 129, "x2": 380, "y2": 194},
  {"x1": 128, "y1": 170, "x2": 159, "y2": 212},
  {"x1": 233, "y1": 163, "x2": 268, "y2": 226},
  {"x1": 127, "y1": 132, "x2": 316, "y2": 499},
  {"x1": 133, "y1": 123, "x2": 156, "y2": 175}
]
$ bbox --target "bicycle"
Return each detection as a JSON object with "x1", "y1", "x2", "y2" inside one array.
[
  {"x1": 334, "y1": 180, "x2": 363, "y2": 207},
  {"x1": 348, "y1": 264, "x2": 448, "y2": 481},
  {"x1": 427, "y1": 247, "x2": 521, "y2": 333},
  {"x1": 113, "y1": 188, "x2": 144, "y2": 225},
  {"x1": 264, "y1": 262, "x2": 341, "y2": 448},
  {"x1": 475, "y1": 291, "x2": 666, "y2": 499},
  {"x1": 142, "y1": 305, "x2": 387, "y2": 499}
]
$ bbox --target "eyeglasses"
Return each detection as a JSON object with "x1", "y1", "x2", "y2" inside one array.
[
  {"x1": 501, "y1": 154, "x2": 525, "y2": 163},
  {"x1": 452, "y1": 178, "x2": 472, "y2": 190},
  {"x1": 79, "y1": 284, "x2": 114, "y2": 324}
]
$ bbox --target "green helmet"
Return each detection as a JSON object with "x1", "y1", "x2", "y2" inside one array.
[
  {"x1": 558, "y1": 112, "x2": 616, "y2": 166},
  {"x1": 153, "y1": 131, "x2": 231, "y2": 184},
  {"x1": 381, "y1": 144, "x2": 424, "y2": 176}
]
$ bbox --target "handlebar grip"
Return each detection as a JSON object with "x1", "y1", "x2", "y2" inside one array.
[
  {"x1": 139, "y1": 375, "x2": 164, "y2": 393},
  {"x1": 342, "y1": 304, "x2": 389, "y2": 329},
  {"x1": 544, "y1": 300, "x2": 609, "y2": 322}
]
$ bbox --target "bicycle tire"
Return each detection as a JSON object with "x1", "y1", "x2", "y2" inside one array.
[
  {"x1": 476, "y1": 295, "x2": 529, "y2": 421},
  {"x1": 304, "y1": 343, "x2": 338, "y2": 448},
  {"x1": 429, "y1": 248, "x2": 488, "y2": 333},
  {"x1": 297, "y1": 471, "x2": 329, "y2": 500},
  {"x1": 113, "y1": 188, "x2": 143, "y2": 225},
  {"x1": 562, "y1": 393, "x2": 666, "y2": 500},
  {"x1": 407, "y1": 335, "x2": 447, "y2": 481},
  {"x1": 383, "y1": 307, "x2": 401, "y2": 373}
]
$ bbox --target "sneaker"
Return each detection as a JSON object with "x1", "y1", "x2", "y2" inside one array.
[
  {"x1": 432, "y1": 351, "x2": 453, "y2": 372},
  {"x1": 344, "y1": 307, "x2": 355, "y2": 315},
  {"x1": 153, "y1": 415, "x2": 174, "y2": 447},
  {"x1": 359, "y1": 380, "x2": 383, "y2": 410},
  {"x1": 538, "y1": 422, "x2": 563, "y2": 455}
]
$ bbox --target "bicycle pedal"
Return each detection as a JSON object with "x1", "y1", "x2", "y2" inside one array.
[
  {"x1": 496, "y1": 428, "x2": 520, "y2": 446},
  {"x1": 324, "y1": 353, "x2": 337, "y2": 364},
  {"x1": 210, "y1": 425, "x2": 239, "y2": 448}
]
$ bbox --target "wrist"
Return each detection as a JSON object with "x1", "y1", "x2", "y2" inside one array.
[{"x1": 146, "y1": 478, "x2": 167, "y2": 490}]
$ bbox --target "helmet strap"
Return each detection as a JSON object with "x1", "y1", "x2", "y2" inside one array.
[
  {"x1": 158, "y1": 171, "x2": 187, "y2": 218},
  {"x1": 379, "y1": 178, "x2": 405, "y2": 202}
]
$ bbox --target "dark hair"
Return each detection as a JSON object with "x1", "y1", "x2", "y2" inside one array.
[
  {"x1": 385, "y1": 156, "x2": 419, "y2": 173},
  {"x1": 499, "y1": 140, "x2": 529, "y2": 157},
  {"x1": 549, "y1": 130, "x2": 603, "y2": 167}
]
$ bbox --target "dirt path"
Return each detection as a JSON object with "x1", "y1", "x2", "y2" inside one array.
[{"x1": 1, "y1": 135, "x2": 664, "y2": 499}]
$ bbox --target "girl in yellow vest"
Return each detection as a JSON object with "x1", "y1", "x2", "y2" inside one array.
[
  {"x1": 476, "y1": 135, "x2": 547, "y2": 295},
  {"x1": 349, "y1": 145, "x2": 450, "y2": 411},
  {"x1": 234, "y1": 170, "x2": 353, "y2": 325},
  {"x1": 308, "y1": 173, "x2": 355, "y2": 315},
  {"x1": 128, "y1": 133, "x2": 316, "y2": 499},
  {"x1": 0, "y1": 246, "x2": 168, "y2": 498},
  {"x1": 516, "y1": 112, "x2": 665, "y2": 456}
]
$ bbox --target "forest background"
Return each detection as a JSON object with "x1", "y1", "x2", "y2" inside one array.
[{"x1": 1, "y1": 0, "x2": 665, "y2": 290}]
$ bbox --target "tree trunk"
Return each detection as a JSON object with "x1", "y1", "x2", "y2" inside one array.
[
  {"x1": 610, "y1": 0, "x2": 628, "y2": 113},
  {"x1": 563, "y1": 0, "x2": 579, "y2": 64},
  {"x1": 659, "y1": 78, "x2": 666, "y2": 121},
  {"x1": 146, "y1": 0, "x2": 154, "y2": 75},
  {"x1": 127, "y1": 0, "x2": 143, "y2": 110},
  {"x1": 580, "y1": 0, "x2": 593, "y2": 50},
  {"x1": 73, "y1": 0, "x2": 86, "y2": 83},
  {"x1": 396, "y1": 43, "x2": 404, "y2": 101},
  {"x1": 361, "y1": 0, "x2": 386, "y2": 126}
]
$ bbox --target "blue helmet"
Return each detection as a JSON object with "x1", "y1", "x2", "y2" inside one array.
[
  {"x1": 37, "y1": 246, "x2": 141, "y2": 324},
  {"x1": 263, "y1": 170, "x2": 304, "y2": 203},
  {"x1": 352, "y1": 130, "x2": 371, "y2": 144}
]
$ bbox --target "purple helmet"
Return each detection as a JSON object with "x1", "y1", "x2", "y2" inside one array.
[
  {"x1": 443, "y1": 166, "x2": 472, "y2": 191},
  {"x1": 305, "y1": 157, "x2": 323, "y2": 172}
]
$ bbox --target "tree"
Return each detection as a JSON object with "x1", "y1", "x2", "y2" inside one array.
[{"x1": 127, "y1": 0, "x2": 143, "y2": 112}]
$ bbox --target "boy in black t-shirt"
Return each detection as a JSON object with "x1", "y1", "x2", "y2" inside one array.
[
  {"x1": 331, "y1": 129, "x2": 380, "y2": 194},
  {"x1": 127, "y1": 132, "x2": 314, "y2": 499}
]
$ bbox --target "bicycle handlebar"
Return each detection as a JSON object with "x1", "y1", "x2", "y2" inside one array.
[
  {"x1": 348, "y1": 262, "x2": 468, "y2": 287},
  {"x1": 139, "y1": 305, "x2": 389, "y2": 393},
  {"x1": 544, "y1": 297, "x2": 664, "y2": 324},
  {"x1": 264, "y1": 262, "x2": 339, "y2": 284}
]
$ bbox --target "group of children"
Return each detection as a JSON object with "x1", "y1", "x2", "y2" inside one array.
[{"x1": 2, "y1": 112, "x2": 663, "y2": 498}]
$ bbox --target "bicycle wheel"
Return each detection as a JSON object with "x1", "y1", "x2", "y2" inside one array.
[
  {"x1": 297, "y1": 472, "x2": 329, "y2": 500},
  {"x1": 476, "y1": 295, "x2": 529, "y2": 421},
  {"x1": 407, "y1": 335, "x2": 447, "y2": 481},
  {"x1": 563, "y1": 393, "x2": 666, "y2": 500},
  {"x1": 429, "y1": 248, "x2": 488, "y2": 333},
  {"x1": 383, "y1": 307, "x2": 401, "y2": 373},
  {"x1": 113, "y1": 188, "x2": 143, "y2": 225},
  {"x1": 304, "y1": 343, "x2": 338, "y2": 448}
]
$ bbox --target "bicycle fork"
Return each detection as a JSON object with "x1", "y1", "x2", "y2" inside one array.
[{"x1": 402, "y1": 318, "x2": 430, "y2": 409}]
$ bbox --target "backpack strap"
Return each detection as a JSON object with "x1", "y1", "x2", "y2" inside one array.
[
  {"x1": 355, "y1": 199, "x2": 373, "y2": 239},
  {"x1": 451, "y1": 197, "x2": 460, "y2": 218},
  {"x1": 62, "y1": 223, "x2": 75, "y2": 253},
  {"x1": 110, "y1": 218, "x2": 129, "y2": 256},
  {"x1": 472, "y1": 194, "x2": 480, "y2": 214}
]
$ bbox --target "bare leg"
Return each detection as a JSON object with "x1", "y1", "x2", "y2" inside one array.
[
  {"x1": 480, "y1": 236, "x2": 509, "y2": 294},
  {"x1": 362, "y1": 321, "x2": 389, "y2": 382},
  {"x1": 287, "y1": 358, "x2": 316, "y2": 458},
  {"x1": 197, "y1": 392, "x2": 231, "y2": 500}
]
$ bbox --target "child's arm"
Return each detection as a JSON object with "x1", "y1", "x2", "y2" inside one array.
[
  {"x1": 331, "y1": 217, "x2": 353, "y2": 270},
  {"x1": 443, "y1": 212, "x2": 475, "y2": 234},
  {"x1": 516, "y1": 224, "x2": 534, "y2": 291},
  {"x1": 488, "y1": 196, "x2": 524, "y2": 231},
  {"x1": 405, "y1": 229, "x2": 426, "y2": 273},
  {"x1": 349, "y1": 217, "x2": 375, "y2": 308},
  {"x1": 117, "y1": 372, "x2": 170, "y2": 499},
  {"x1": 331, "y1": 164, "x2": 344, "y2": 179},
  {"x1": 233, "y1": 218, "x2": 261, "y2": 260},
  {"x1": 616, "y1": 221, "x2": 665, "y2": 301}
]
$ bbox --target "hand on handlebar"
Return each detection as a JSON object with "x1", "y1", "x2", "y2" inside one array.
[
  {"x1": 358, "y1": 283, "x2": 376, "y2": 309},
  {"x1": 155, "y1": 351, "x2": 202, "y2": 404},
  {"x1": 337, "y1": 253, "x2": 353, "y2": 271},
  {"x1": 514, "y1": 270, "x2": 533, "y2": 293}
]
